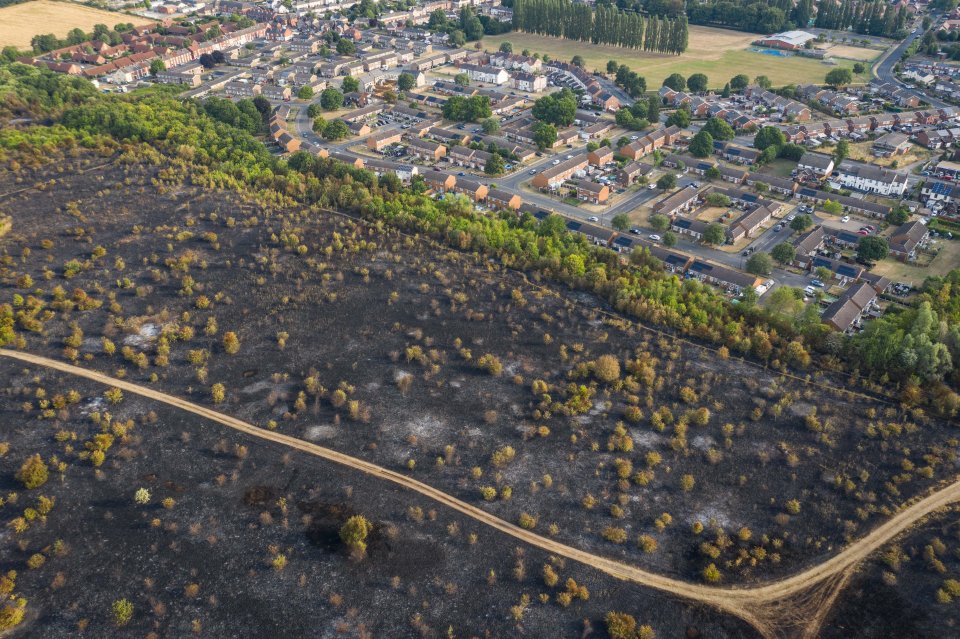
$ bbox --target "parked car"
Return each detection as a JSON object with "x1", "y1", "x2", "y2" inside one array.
[
  {"x1": 588, "y1": 216, "x2": 600, "y2": 222},
  {"x1": 811, "y1": 279, "x2": 824, "y2": 287},
  {"x1": 804, "y1": 286, "x2": 817, "y2": 296},
  {"x1": 629, "y1": 227, "x2": 641, "y2": 234},
  {"x1": 774, "y1": 224, "x2": 783, "y2": 232},
  {"x1": 786, "y1": 214, "x2": 796, "y2": 221},
  {"x1": 648, "y1": 234, "x2": 662, "y2": 242},
  {"x1": 841, "y1": 215, "x2": 850, "y2": 223}
]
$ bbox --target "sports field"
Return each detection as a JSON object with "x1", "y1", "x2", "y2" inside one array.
[
  {"x1": 480, "y1": 27, "x2": 868, "y2": 88},
  {"x1": 0, "y1": 0, "x2": 149, "y2": 49}
]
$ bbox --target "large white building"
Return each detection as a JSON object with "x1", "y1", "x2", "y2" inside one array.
[
  {"x1": 754, "y1": 30, "x2": 817, "y2": 50},
  {"x1": 458, "y1": 63, "x2": 510, "y2": 85},
  {"x1": 832, "y1": 162, "x2": 908, "y2": 197}
]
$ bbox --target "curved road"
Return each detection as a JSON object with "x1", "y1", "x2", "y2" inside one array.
[
  {"x1": 4, "y1": 348, "x2": 958, "y2": 638},
  {"x1": 873, "y1": 16, "x2": 948, "y2": 109}
]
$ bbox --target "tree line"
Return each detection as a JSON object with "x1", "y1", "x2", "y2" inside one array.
[
  {"x1": 814, "y1": 0, "x2": 909, "y2": 38},
  {"x1": 512, "y1": 0, "x2": 689, "y2": 54}
]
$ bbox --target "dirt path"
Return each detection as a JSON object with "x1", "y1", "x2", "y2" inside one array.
[{"x1": 3, "y1": 348, "x2": 957, "y2": 638}]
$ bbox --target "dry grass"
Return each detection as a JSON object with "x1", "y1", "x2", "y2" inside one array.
[
  {"x1": 696, "y1": 206, "x2": 732, "y2": 223},
  {"x1": 480, "y1": 27, "x2": 864, "y2": 88},
  {"x1": 871, "y1": 242, "x2": 960, "y2": 284},
  {"x1": 821, "y1": 44, "x2": 881, "y2": 62},
  {"x1": 0, "y1": 0, "x2": 150, "y2": 49},
  {"x1": 845, "y1": 140, "x2": 930, "y2": 169}
]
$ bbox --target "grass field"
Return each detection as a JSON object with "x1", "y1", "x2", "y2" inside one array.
[
  {"x1": 480, "y1": 27, "x2": 867, "y2": 88},
  {"x1": 0, "y1": 0, "x2": 149, "y2": 49}
]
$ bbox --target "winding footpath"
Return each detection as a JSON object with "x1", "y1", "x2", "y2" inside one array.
[{"x1": 3, "y1": 348, "x2": 958, "y2": 638}]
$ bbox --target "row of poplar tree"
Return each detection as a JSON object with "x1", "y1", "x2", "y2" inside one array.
[{"x1": 512, "y1": 0, "x2": 689, "y2": 54}]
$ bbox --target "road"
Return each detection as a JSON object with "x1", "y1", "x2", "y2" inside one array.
[
  {"x1": 873, "y1": 16, "x2": 949, "y2": 109},
  {"x1": 5, "y1": 348, "x2": 960, "y2": 639}
]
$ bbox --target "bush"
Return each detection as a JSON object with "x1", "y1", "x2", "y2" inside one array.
[
  {"x1": 602, "y1": 526, "x2": 628, "y2": 543},
  {"x1": 702, "y1": 563, "x2": 721, "y2": 582},
  {"x1": 340, "y1": 515, "x2": 373, "y2": 556},
  {"x1": 605, "y1": 611, "x2": 637, "y2": 639},
  {"x1": 16, "y1": 455, "x2": 48, "y2": 490},
  {"x1": 518, "y1": 512, "x2": 537, "y2": 529},
  {"x1": 592, "y1": 354, "x2": 621, "y2": 383},
  {"x1": 112, "y1": 598, "x2": 134, "y2": 627}
]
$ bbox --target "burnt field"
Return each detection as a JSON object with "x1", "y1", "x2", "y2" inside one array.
[{"x1": 0, "y1": 154, "x2": 958, "y2": 637}]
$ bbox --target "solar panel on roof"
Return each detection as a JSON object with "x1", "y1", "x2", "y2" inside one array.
[
  {"x1": 614, "y1": 237, "x2": 633, "y2": 247},
  {"x1": 743, "y1": 194, "x2": 757, "y2": 203},
  {"x1": 566, "y1": 221, "x2": 582, "y2": 231},
  {"x1": 837, "y1": 266, "x2": 858, "y2": 277}
]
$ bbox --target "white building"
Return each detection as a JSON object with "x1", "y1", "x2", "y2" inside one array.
[
  {"x1": 833, "y1": 162, "x2": 908, "y2": 197},
  {"x1": 458, "y1": 63, "x2": 510, "y2": 85},
  {"x1": 513, "y1": 72, "x2": 546, "y2": 93}
]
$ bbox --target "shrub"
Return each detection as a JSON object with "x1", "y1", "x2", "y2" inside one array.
[
  {"x1": 680, "y1": 474, "x2": 695, "y2": 492},
  {"x1": 637, "y1": 534, "x2": 658, "y2": 553},
  {"x1": 223, "y1": 331, "x2": 240, "y2": 354},
  {"x1": 340, "y1": 515, "x2": 373, "y2": 556},
  {"x1": 134, "y1": 488, "x2": 151, "y2": 505},
  {"x1": 605, "y1": 611, "x2": 637, "y2": 639},
  {"x1": 602, "y1": 527, "x2": 628, "y2": 543},
  {"x1": 702, "y1": 563, "x2": 721, "y2": 582},
  {"x1": 112, "y1": 598, "x2": 134, "y2": 627},
  {"x1": 592, "y1": 355, "x2": 621, "y2": 383},
  {"x1": 518, "y1": 512, "x2": 537, "y2": 529},
  {"x1": 490, "y1": 446, "x2": 516, "y2": 467},
  {"x1": 476, "y1": 353, "x2": 503, "y2": 376},
  {"x1": 211, "y1": 383, "x2": 225, "y2": 404},
  {"x1": 543, "y1": 564, "x2": 559, "y2": 587},
  {"x1": 16, "y1": 455, "x2": 48, "y2": 490}
]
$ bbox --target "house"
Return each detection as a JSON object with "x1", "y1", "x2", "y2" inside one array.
[
  {"x1": 406, "y1": 136, "x2": 446, "y2": 161},
  {"x1": 719, "y1": 165, "x2": 749, "y2": 185},
  {"x1": 888, "y1": 220, "x2": 929, "y2": 260},
  {"x1": 617, "y1": 161, "x2": 653, "y2": 187},
  {"x1": 821, "y1": 282, "x2": 878, "y2": 331},
  {"x1": 671, "y1": 217, "x2": 711, "y2": 240},
  {"x1": 587, "y1": 148, "x2": 614, "y2": 166},
  {"x1": 686, "y1": 259, "x2": 765, "y2": 294},
  {"x1": 425, "y1": 170, "x2": 456, "y2": 193},
  {"x1": 531, "y1": 154, "x2": 589, "y2": 189},
  {"x1": 833, "y1": 162, "x2": 908, "y2": 197},
  {"x1": 619, "y1": 126, "x2": 681, "y2": 159},
  {"x1": 458, "y1": 63, "x2": 510, "y2": 85},
  {"x1": 574, "y1": 181, "x2": 609, "y2": 204},
  {"x1": 915, "y1": 128, "x2": 960, "y2": 149},
  {"x1": 640, "y1": 242, "x2": 693, "y2": 272},
  {"x1": 341, "y1": 104, "x2": 386, "y2": 123},
  {"x1": 792, "y1": 226, "x2": 826, "y2": 267},
  {"x1": 364, "y1": 159, "x2": 418, "y2": 184},
  {"x1": 277, "y1": 131, "x2": 300, "y2": 153},
  {"x1": 448, "y1": 146, "x2": 492, "y2": 169},
  {"x1": 745, "y1": 174, "x2": 798, "y2": 195},
  {"x1": 921, "y1": 179, "x2": 960, "y2": 204},
  {"x1": 753, "y1": 31, "x2": 816, "y2": 50},
  {"x1": 797, "y1": 153, "x2": 835, "y2": 177},
  {"x1": 486, "y1": 188, "x2": 522, "y2": 210},
  {"x1": 513, "y1": 72, "x2": 547, "y2": 93},
  {"x1": 565, "y1": 219, "x2": 616, "y2": 246},
  {"x1": 716, "y1": 142, "x2": 761, "y2": 165},
  {"x1": 872, "y1": 132, "x2": 911, "y2": 157},
  {"x1": 727, "y1": 204, "x2": 775, "y2": 242},
  {"x1": 367, "y1": 129, "x2": 403, "y2": 151},
  {"x1": 329, "y1": 151, "x2": 364, "y2": 169},
  {"x1": 454, "y1": 178, "x2": 489, "y2": 202},
  {"x1": 654, "y1": 186, "x2": 700, "y2": 216}
]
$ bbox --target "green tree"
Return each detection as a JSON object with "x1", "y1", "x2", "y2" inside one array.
[
  {"x1": 662, "y1": 231, "x2": 677, "y2": 246},
  {"x1": 754, "y1": 75, "x2": 772, "y2": 89},
  {"x1": 607, "y1": 59, "x2": 619, "y2": 74},
  {"x1": 647, "y1": 96, "x2": 660, "y2": 123},
  {"x1": 323, "y1": 119, "x2": 350, "y2": 140},
  {"x1": 611, "y1": 214, "x2": 631, "y2": 231},
  {"x1": 754, "y1": 126, "x2": 786, "y2": 151},
  {"x1": 853, "y1": 62, "x2": 866, "y2": 74},
  {"x1": 703, "y1": 223, "x2": 726, "y2": 245},
  {"x1": 790, "y1": 214, "x2": 813, "y2": 232},
  {"x1": 532, "y1": 88, "x2": 577, "y2": 127},
  {"x1": 656, "y1": 173, "x2": 677, "y2": 190},
  {"x1": 149, "y1": 59, "x2": 165, "y2": 76},
  {"x1": 397, "y1": 72, "x2": 415, "y2": 91},
  {"x1": 454, "y1": 72, "x2": 470, "y2": 86},
  {"x1": 825, "y1": 67, "x2": 853, "y2": 87},
  {"x1": 307, "y1": 103, "x2": 323, "y2": 119},
  {"x1": 662, "y1": 73, "x2": 686, "y2": 91},
  {"x1": 340, "y1": 515, "x2": 373, "y2": 556},
  {"x1": 705, "y1": 165, "x2": 721, "y2": 180},
  {"x1": 342, "y1": 76, "x2": 360, "y2": 93},
  {"x1": 297, "y1": 85, "x2": 314, "y2": 100},
  {"x1": 858, "y1": 236, "x2": 889, "y2": 261},
  {"x1": 687, "y1": 73, "x2": 708, "y2": 93},
  {"x1": 481, "y1": 117, "x2": 500, "y2": 135},
  {"x1": 887, "y1": 205, "x2": 910, "y2": 225},
  {"x1": 688, "y1": 130, "x2": 714, "y2": 158},
  {"x1": 702, "y1": 117, "x2": 734, "y2": 141},
  {"x1": 649, "y1": 213, "x2": 670, "y2": 231},
  {"x1": 336, "y1": 38, "x2": 356, "y2": 55},
  {"x1": 485, "y1": 151, "x2": 505, "y2": 175},
  {"x1": 571, "y1": 54, "x2": 585, "y2": 67},
  {"x1": 500, "y1": 42, "x2": 513, "y2": 53},
  {"x1": 771, "y1": 242, "x2": 796, "y2": 264},
  {"x1": 730, "y1": 74, "x2": 750, "y2": 91},
  {"x1": 834, "y1": 139, "x2": 850, "y2": 162},
  {"x1": 666, "y1": 107, "x2": 690, "y2": 128},
  {"x1": 746, "y1": 252, "x2": 773, "y2": 275},
  {"x1": 532, "y1": 121, "x2": 557, "y2": 150},
  {"x1": 320, "y1": 88, "x2": 344, "y2": 111}
]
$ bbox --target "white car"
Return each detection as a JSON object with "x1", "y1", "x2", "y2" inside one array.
[
  {"x1": 588, "y1": 216, "x2": 600, "y2": 222},
  {"x1": 841, "y1": 215, "x2": 850, "y2": 223},
  {"x1": 649, "y1": 234, "x2": 662, "y2": 241},
  {"x1": 630, "y1": 135, "x2": 639, "y2": 140}
]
